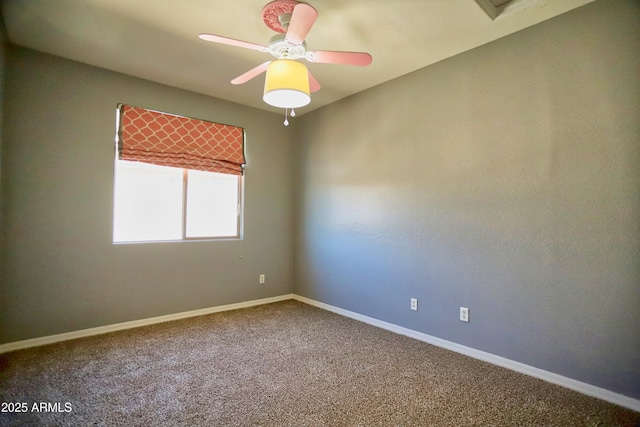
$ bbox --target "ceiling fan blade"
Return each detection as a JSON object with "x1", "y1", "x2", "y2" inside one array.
[
  {"x1": 308, "y1": 71, "x2": 321, "y2": 93},
  {"x1": 231, "y1": 61, "x2": 271, "y2": 85},
  {"x1": 199, "y1": 33, "x2": 268, "y2": 52},
  {"x1": 285, "y1": 3, "x2": 318, "y2": 45},
  {"x1": 307, "y1": 50, "x2": 373, "y2": 66}
]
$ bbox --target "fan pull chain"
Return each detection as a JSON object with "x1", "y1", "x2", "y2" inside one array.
[
  {"x1": 284, "y1": 108, "x2": 289, "y2": 126},
  {"x1": 290, "y1": 108, "x2": 296, "y2": 117}
]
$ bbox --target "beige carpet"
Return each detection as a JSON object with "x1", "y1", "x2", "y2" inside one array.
[{"x1": 0, "y1": 300, "x2": 638, "y2": 426}]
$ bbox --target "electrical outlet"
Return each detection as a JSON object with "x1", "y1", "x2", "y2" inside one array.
[
  {"x1": 259, "y1": 274, "x2": 265, "y2": 284},
  {"x1": 410, "y1": 298, "x2": 418, "y2": 311},
  {"x1": 460, "y1": 307, "x2": 469, "y2": 322}
]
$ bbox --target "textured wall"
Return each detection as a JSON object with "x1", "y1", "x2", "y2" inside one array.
[
  {"x1": 295, "y1": 0, "x2": 640, "y2": 399},
  {"x1": 0, "y1": 18, "x2": 5, "y2": 301},
  {"x1": 1, "y1": 47, "x2": 295, "y2": 343}
]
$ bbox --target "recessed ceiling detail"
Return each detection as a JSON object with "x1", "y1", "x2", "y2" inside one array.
[{"x1": 474, "y1": 0, "x2": 535, "y2": 20}]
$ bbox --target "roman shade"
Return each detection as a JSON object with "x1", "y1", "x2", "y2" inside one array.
[{"x1": 118, "y1": 104, "x2": 246, "y2": 175}]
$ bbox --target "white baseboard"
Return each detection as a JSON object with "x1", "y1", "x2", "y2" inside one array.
[
  {"x1": 2, "y1": 292, "x2": 638, "y2": 412},
  {"x1": 292, "y1": 294, "x2": 640, "y2": 413},
  {"x1": 0, "y1": 294, "x2": 294, "y2": 354}
]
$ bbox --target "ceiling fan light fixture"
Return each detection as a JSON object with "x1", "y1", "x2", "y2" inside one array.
[
  {"x1": 201, "y1": 0, "x2": 371, "y2": 125},
  {"x1": 263, "y1": 59, "x2": 310, "y2": 109}
]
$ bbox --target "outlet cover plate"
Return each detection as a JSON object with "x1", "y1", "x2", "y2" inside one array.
[
  {"x1": 410, "y1": 298, "x2": 418, "y2": 311},
  {"x1": 460, "y1": 307, "x2": 469, "y2": 322}
]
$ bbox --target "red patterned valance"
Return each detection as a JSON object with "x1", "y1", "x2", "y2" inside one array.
[{"x1": 118, "y1": 105, "x2": 245, "y2": 175}]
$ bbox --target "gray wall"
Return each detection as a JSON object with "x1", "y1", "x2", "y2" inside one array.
[
  {"x1": 0, "y1": 14, "x2": 7, "y2": 330},
  {"x1": 295, "y1": 0, "x2": 640, "y2": 400},
  {"x1": 1, "y1": 0, "x2": 638, "y2": 403},
  {"x1": 1, "y1": 47, "x2": 295, "y2": 343}
]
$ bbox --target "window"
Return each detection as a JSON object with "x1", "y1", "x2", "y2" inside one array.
[{"x1": 113, "y1": 105, "x2": 245, "y2": 243}]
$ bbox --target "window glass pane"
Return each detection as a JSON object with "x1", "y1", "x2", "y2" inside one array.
[
  {"x1": 186, "y1": 170, "x2": 239, "y2": 238},
  {"x1": 114, "y1": 160, "x2": 183, "y2": 242}
]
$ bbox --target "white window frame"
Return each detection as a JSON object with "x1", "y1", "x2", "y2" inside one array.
[{"x1": 112, "y1": 159, "x2": 244, "y2": 244}]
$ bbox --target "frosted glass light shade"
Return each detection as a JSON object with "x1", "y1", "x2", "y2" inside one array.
[{"x1": 263, "y1": 59, "x2": 310, "y2": 108}]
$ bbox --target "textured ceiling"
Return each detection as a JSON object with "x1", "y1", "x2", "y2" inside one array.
[{"x1": 0, "y1": 0, "x2": 594, "y2": 115}]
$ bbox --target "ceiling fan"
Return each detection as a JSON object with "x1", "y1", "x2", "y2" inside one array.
[{"x1": 199, "y1": 0, "x2": 372, "y2": 117}]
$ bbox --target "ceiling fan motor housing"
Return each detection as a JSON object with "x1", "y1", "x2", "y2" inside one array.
[{"x1": 268, "y1": 34, "x2": 307, "y2": 60}]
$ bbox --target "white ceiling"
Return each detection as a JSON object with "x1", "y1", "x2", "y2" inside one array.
[{"x1": 0, "y1": 0, "x2": 594, "y2": 115}]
